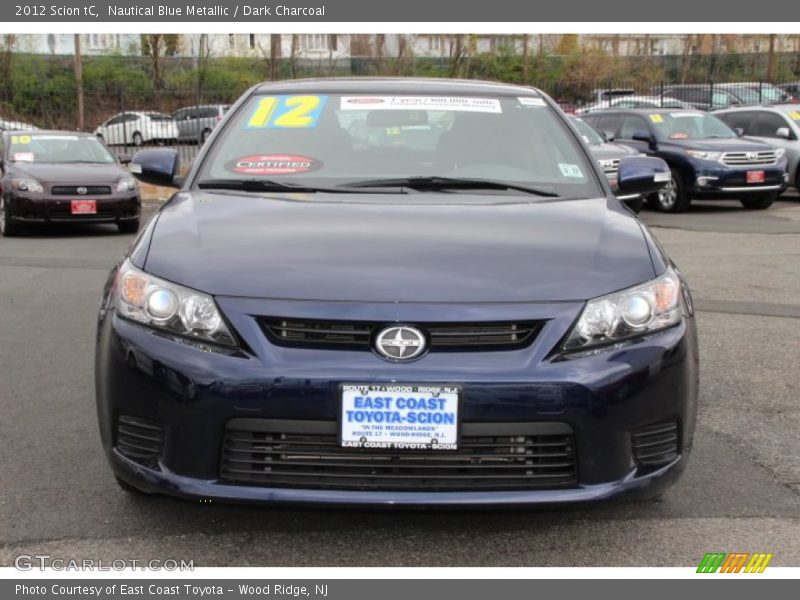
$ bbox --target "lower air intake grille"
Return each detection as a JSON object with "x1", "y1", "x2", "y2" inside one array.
[
  {"x1": 220, "y1": 419, "x2": 577, "y2": 491},
  {"x1": 116, "y1": 415, "x2": 165, "y2": 468},
  {"x1": 631, "y1": 420, "x2": 679, "y2": 468},
  {"x1": 260, "y1": 319, "x2": 542, "y2": 352}
]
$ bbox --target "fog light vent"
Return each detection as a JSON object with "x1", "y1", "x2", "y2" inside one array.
[
  {"x1": 631, "y1": 420, "x2": 679, "y2": 469},
  {"x1": 116, "y1": 415, "x2": 165, "y2": 469}
]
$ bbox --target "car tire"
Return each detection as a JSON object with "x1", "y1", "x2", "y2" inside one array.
[
  {"x1": 115, "y1": 476, "x2": 154, "y2": 496},
  {"x1": 132, "y1": 132, "x2": 144, "y2": 147},
  {"x1": 0, "y1": 197, "x2": 21, "y2": 237},
  {"x1": 118, "y1": 219, "x2": 140, "y2": 234},
  {"x1": 739, "y1": 193, "x2": 777, "y2": 210},
  {"x1": 649, "y1": 168, "x2": 691, "y2": 213},
  {"x1": 200, "y1": 128, "x2": 212, "y2": 144},
  {"x1": 624, "y1": 197, "x2": 644, "y2": 214}
]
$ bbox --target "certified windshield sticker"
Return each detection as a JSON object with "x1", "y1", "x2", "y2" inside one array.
[
  {"x1": 788, "y1": 110, "x2": 800, "y2": 120},
  {"x1": 340, "y1": 96, "x2": 502, "y2": 113},
  {"x1": 226, "y1": 154, "x2": 322, "y2": 176},
  {"x1": 649, "y1": 114, "x2": 664, "y2": 123},
  {"x1": 517, "y1": 97, "x2": 546, "y2": 107},
  {"x1": 559, "y1": 163, "x2": 583, "y2": 178},
  {"x1": 245, "y1": 95, "x2": 328, "y2": 129},
  {"x1": 10, "y1": 135, "x2": 32, "y2": 145}
]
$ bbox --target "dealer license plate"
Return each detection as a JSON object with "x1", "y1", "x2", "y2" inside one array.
[
  {"x1": 340, "y1": 384, "x2": 459, "y2": 450},
  {"x1": 71, "y1": 200, "x2": 97, "y2": 214},
  {"x1": 746, "y1": 171, "x2": 765, "y2": 184}
]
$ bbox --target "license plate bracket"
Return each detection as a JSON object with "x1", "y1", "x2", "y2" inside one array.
[
  {"x1": 71, "y1": 200, "x2": 97, "y2": 215},
  {"x1": 339, "y1": 383, "x2": 460, "y2": 450}
]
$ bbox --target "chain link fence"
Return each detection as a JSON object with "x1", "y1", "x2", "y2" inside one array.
[{"x1": 2, "y1": 53, "x2": 800, "y2": 166}]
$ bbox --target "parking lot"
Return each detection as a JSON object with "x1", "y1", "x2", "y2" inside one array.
[{"x1": 0, "y1": 197, "x2": 799, "y2": 567}]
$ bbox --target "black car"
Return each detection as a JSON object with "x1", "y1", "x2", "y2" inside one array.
[
  {"x1": 570, "y1": 115, "x2": 644, "y2": 212},
  {"x1": 582, "y1": 109, "x2": 788, "y2": 212},
  {"x1": 0, "y1": 130, "x2": 141, "y2": 236}
]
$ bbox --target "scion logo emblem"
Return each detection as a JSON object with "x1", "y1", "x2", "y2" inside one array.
[
  {"x1": 77, "y1": 187, "x2": 88, "y2": 195},
  {"x1": 375, "y1": 326, "x2": 426, "y2": 360}
]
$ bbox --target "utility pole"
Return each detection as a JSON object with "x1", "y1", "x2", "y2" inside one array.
[{"x1": 73, "y1": 34, "x2": 84, "y2": 131}]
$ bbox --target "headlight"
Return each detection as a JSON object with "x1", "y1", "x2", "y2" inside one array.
[
  {"x1": 115, "y1": 260, "x2": 237, "y2": 347},
  {"x1": 116, "y1": 178, "x2": 137, "y2": 192},
  {"x1": 685, "y1": 150, "x2": 722, "y2": 161},
  {"x1": 11, "y1": 178, "x2": 44, "y2": 193},
  {"x1": 774, "y1": 148, "x2": 787, "y2": 159},
  {"x1": 563, "y1": 267, "x2": 682, "y2": 352}
]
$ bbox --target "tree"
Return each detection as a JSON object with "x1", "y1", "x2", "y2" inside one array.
[
  {"x1": 141, "y1": 34, "x2": 180, "y2": 89},
  {"x1": 555, "y1": 34, "x2": 580, "y2": 56}
]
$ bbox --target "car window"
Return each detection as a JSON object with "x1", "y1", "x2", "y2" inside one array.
[
  {"x1": 585, "y1": 114, "x2": 621, "y2": 136},
  {"x1": 717, "y1": 111, "x2": 756, "y2": 134},
  {"x1": 753, "y1": 112, "x2": 791, "y2": 138},
  {"x1": 107, "y1": 114, "x2": 123, "y2": 125},
  {"x1": 125, "y1": 114, "x2": 139, "y2": 123},
  {"x1": 618, "y1": 115, "x2": 649, "y2": 139},
  {"x1": 570, "y1": 117, "x2": 605, "y2": 145},
  {"x1": 201, "y1": 107, "x2": 219, "y2": 118},
  {"x1": 173, "y1": 109, "x2": 187, "y2": 121},
  {"x1": 649, "y1": 111, "x2": 736, "y2": 140},
  {"x1": 8, "y1": 134, "x2": 117, "y2": 164},
  {"x1": 197, "y1": 93, "x2": 602, "y2": 198}
]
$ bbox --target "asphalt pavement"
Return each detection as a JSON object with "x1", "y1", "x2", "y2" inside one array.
[{"x1": 1, "y1": 196, "x2": 799, "y2": 567}]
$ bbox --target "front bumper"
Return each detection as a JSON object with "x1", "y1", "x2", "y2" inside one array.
[
  {"x1": 96, "y1": 296, "x2": 699, "y2": 506},
  {"x1": 686, "y1": 161, "x2": 788, "y2": 197},
  {"x1": 6, "y1": 192, "x2": 140, "y2": 224}
]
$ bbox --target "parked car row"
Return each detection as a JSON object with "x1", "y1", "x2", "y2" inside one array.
[{"x1": 93, "y1": 104, "x2": 230, "y2": 146}]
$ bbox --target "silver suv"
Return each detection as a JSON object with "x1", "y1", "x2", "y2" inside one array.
[{"x1": 172, "y1": 104, "x2": 230, "y2": 144}]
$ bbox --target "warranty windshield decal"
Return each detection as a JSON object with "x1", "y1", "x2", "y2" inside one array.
[{"x1": 226, "y1": 154, "x2": 323, "y2": 176}]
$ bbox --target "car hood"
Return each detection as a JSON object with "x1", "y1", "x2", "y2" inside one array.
[
  {"x1": 665, "y1": 137, "x2": 774, "y2": 152},
  {"x1": 8, "y1": 162, "x2": 127, "y2": 184},
  {"x1": 590, "y1": 142, "x2": 641, "y2": 159},
  {"x1": 142, "y1": 192, "x2": 657, "y2": 303}
]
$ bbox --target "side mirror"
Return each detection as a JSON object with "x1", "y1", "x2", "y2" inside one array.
[
  {"x1": 733, "y1": 127, "x2": 745, "y2": 137},
  {"x1": 617, "y1": 156, "x2": 670, "y2": 197},
  {"x1": 776, "y1": 127, "x2": 792, "y2": 140},
  {"x1": 602, "y1": 130, "x2": 616, "y2": 142},
  {"x1": 631, "y1": 130, "x2": 656, "y2": 148},
  {"x1": 117, "y1": 153, "x2": 131, "y2": 165},
  {"x1": 129, "y1": 148, "x2": 180, "y2": 188}
]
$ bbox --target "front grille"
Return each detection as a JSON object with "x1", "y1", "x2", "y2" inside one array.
[
  {"x1": 721, "y1": 151, "x2": 777, "y2": 166},
  {"x1": 261, "y1": 318, "x2": 541, "y2": 352},
  {"x1": 598, "y1": 158, "x2": 620, "y2": 173},
  {"x1": 116, "y1": 415, "x2": 165, "y2": 468},
  {"x1": 220, "y1": 419, "x2": 577, "y2": 491},
  {"x1": 631, "y1": 420, "x2": 679, "y2": 468},
  {"x1": 51, "y1": 185, "x2": 112, "y2": 195}
]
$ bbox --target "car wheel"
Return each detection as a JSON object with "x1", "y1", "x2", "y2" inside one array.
[
  {"x1": 650, "y1": 168, "x2": 690, "y2": 213},
  {"x1": 200, "y1": 128, "x2": 212, "y2": 144},
  {"x1": 118, "y1": 219, "x2": 140, "y2": 234},
  {"x1": 623, "y1": 197, "x2": 644, "y2": 214},
  {"x1": 132, "y1": 132, "x2": 144, "y2": 147},
  {"x1": 115, "y1": 476, "x2": 154, "y2": 496},
  {"x1": 739, "y1": 193, "x2": 777, "y2": 210},
  {"x1": 0, "y1": 197, "x2": 21, "y2": 237}
]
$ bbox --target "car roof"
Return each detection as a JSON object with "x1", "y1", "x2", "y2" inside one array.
[
  {"x1": 715, "y1": 103, "x2": 795, "y2": 112},
  {"x1": 253, "y1": 77, "x2": 543, "y2": 97},
  {"x1": 584, "y1": 107, "x2": 703, "y2": 115}
]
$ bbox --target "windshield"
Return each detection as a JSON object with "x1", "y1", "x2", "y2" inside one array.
[
  {"x1": 7, "y1": 134, "x2": 117, "y2": 164},
  {"x1": 751, "y1": 85, "x2": 785, "y2": 102},
  {"x1": 197, "y1": 93, "x2": 601, "y2": 198},
  {"x1": 726, "y1": 87, "x2": 760, "y2": 104},
  {"x1": 144, "y1": 112, "x2": 174, "y2": 121},
  {"x1": 649, "y1": 111, "x2": 737, "y2": 141},
  {"x1": 571, "y1": 117, "x2": 605, "y2": 145}
]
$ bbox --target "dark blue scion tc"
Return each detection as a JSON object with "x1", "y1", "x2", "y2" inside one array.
[{"x1": 95, "y1": 78, "x2": 698, "y2": 506}]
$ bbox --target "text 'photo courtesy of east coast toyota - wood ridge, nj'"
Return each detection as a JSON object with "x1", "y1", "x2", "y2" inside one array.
[{"x1": 0, "y1": 0, "x2": 799, "y2": 591}]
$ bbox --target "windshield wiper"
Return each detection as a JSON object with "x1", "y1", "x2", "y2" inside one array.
[
  {"x1": 197, "y1": 178, "x2": 357, "y2": 194},
  {"x1": 340, "y1": 176, "x2": 559, "y2": 197}
]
